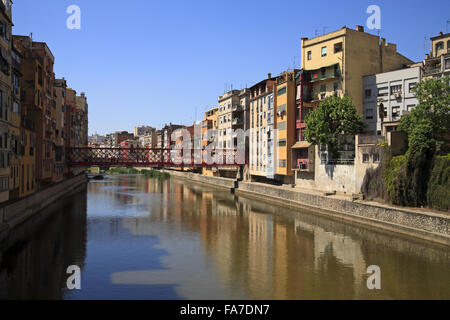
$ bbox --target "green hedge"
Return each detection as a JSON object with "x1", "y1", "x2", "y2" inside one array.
[{"x1": 427, "y1": 155, "x2": 450, "y2": 211}]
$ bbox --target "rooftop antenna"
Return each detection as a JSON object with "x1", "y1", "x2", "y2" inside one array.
[
  {"x1": 314, "y1": 29, "x2": 319, "y2": 37},
  {"x1": 424, "y1": 35, "x2": 427, "y2": 57},
  {"x1": 447, "y1": 20, "x2": 450, "y2": 33},
  {"x1": 322, "y1": 26, "x2": 330, "y2": 35}
]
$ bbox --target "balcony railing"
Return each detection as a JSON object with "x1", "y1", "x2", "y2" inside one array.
[
  {"x1": 423, "y1": 67, "x2": 441, "y2": 76},
  {"x1": 310, "y1": 71, "x2": 341, "y2": 82}
]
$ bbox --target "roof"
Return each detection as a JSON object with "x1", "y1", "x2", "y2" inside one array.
[{"x1": 292, "y1": 141, "x2": 312, "y2": 149}]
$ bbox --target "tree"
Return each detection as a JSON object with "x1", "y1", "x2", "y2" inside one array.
[
  {"x1": 304, "y1": 95, "x2": 364, "y2": 157},
  {"x1": 386, "y1": 76, "x2": 450, "y2": 208},
  {"x1": 398, "y1": 76, "x2": 450, "y2": 152}
]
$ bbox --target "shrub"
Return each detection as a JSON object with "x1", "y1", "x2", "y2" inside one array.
[{"x1": 427, "y1": 155, "x2": 450, "y2": 211}]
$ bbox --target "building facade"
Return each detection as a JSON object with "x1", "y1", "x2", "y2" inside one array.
[
  {"x1": 300, "y1": 25, "x2": 413, "y2": 116},
  {"x1": 249, "y1": 74, "x2": 277, "y2": 180},
  {"x1": 423, "y1": 32, "x2": 450, "y2": 79},
  {"x1": 362, "y1": 66, "x2": 421, "y2": 135},
  {"x1": 0, "y1": 0, "x2": 12, "y2": 202}
]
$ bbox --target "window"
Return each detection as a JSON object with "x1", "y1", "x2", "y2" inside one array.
[
  {"x1": 445, "y1": 59, "x2": 450, "y2": 70},
  {"x1": 435, "y1": 41, "x2": 444, "y2": 51},
  {"x1": 278, "y1": 139, "x2": 286, "y2": 147},
  {"x1": 333, "y1": 82, "x2": 339, "y2": 92},
  {"x1": 365, "y1": 109, "x2": 373, "y2": 120},
  {"x1": 365, "y1": 89, "x2": 372, "y2": 98},
  {"x1": 320, "y1": 84, "x2": 326, "y2": 92},
  {"x1": 407, "y1": 104, "x2": 416, "y2": 112},
  {"x1": 363, "y1": 154, "x2": 369, "y2": 163},
  {"x1": 278, "y1": 160, "x2": 286, "y2": 168},
  {"x1": 321, "y1": 46, "x2": 327, "y2": 57},
  {"x1": 373, "y1": 153, "x2": 380, "y2": 163},
  {"x1": 392, "y1": 106, "x2": 400, "y2": 118},
  {"x1": 408, "y1": 82, "x2": 417, "y2": 93},
  {"x1": 377, "y1": 87, "x2": 388, "y2": 97},
  {"x1": 277, "y1": 86, "x2": 287, "y2": 96},
  {"x1": 334, "y1": 42, "x2": 343, "y2": 53},
  {"x1": 307, "y1": 51, "x2": 311, "y2": 60},
  {"x1": 321, "y1": 68, "x2": 326, "y2": 76},
  {"x1": 278, "y1": 121, "x2": 287, "y2": 130},
  {"x1": 320, "y1": 93, "x2": 326, "y2": 100},
  {"x1": 13, "y1": 101, "x2": 19, "y2": 113},
  {"x1": 390, "y1": 85, "x2": 402, "y2": 94}
]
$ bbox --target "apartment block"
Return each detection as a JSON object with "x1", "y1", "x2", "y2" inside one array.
[
  {"x1": 217, "y1": 88, "x2": 249, "y2": 178},
  {"x1": 201, "y1": 107, "x2": 218, "y2": 176},
  {"x1": 275, "y1": 70, "x2": 298, "y2": 184},
  {"x1": 423, "y1": 32, "x2": 450, "y2": 79},
  {"x1": 249, "y1": 74, "x2": 277, "y2": 180},
  {"x1": 363, "y1": 66, "x2": 421, "y2": 135},
  {"x1": 13, "y1": 36, "x2": 57, "y2": 188},
  {"x1": 300, "y1": 25, "x2": 413, "y2": 116},
  {"x1": 53, "y1": 78, "x2": 67, "y2": 182},
  {"x1": 0, "y1": 0, "x2": 12, "y2": 202}
]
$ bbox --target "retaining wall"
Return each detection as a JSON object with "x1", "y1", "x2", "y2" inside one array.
[
  {"x1": 0, "y1": 174, "x2": 88, "y2": 242},
  {"x1": 237, "y1": 181, "x2": 450, "y2": 245}
]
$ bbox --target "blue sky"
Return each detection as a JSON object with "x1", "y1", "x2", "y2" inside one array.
[{"x1": 12, "y1": 0, "x2": 450, "y2": 135}]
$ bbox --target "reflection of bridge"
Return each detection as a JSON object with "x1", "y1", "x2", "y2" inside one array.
[{"x1": 67, "y1": 147, "x2": 246, "y2": 167}]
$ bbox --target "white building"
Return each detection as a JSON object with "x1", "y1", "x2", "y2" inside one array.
[{"x1": 362, "y1": 66, "x2": 421, "y2": 135}]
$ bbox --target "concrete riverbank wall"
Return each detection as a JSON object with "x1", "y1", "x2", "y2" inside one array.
[
  {"x1": 166, "y1": 170, "x2": 450, "y2": 245},
  {"x1": 0, "y1": 174, "x2": 89, "y2": 243}
]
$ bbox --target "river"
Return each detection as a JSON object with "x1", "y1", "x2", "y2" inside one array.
[{"x1": 0, "y1": 174, "x2": 449, "y2": 299}]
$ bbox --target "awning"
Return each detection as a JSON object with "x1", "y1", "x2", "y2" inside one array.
[{"x1": 292, "y1": 141, "x2": 312, "y2": 149}]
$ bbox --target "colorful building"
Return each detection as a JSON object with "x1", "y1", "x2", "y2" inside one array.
[
  {"x1": 275, "y1": 70, "x2": 299, "y2": 184},
  {"x1": 0, "y1": 0, "x2": 12, "y2": 203},
  {"x1": 423, "y1": 32, "x2": 450, "y2": 79},
  {"x1": 249, "y1": 74, "x2": 278, "y2": 180}
]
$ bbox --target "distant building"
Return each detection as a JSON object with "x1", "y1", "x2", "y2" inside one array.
[
  {"x1": 423, "y1": 32, "x2": 450, "y2": 79},
  {"x1": 133, "y1": 125, "x2": 154, "y2": 137},
  {"x1": 363, "y1": 66, "x2": 421, "y2": 135}
]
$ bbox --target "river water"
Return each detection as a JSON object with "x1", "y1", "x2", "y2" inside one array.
[{"x1": 0, "y1": 174, "x2": 449, "y2": 300}]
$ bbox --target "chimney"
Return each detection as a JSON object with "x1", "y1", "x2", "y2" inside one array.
[
  {"x1": 425, "y1": 53, "x2": 430, "y2": 59},
  {"x1": 268, "y1": 73, "x2": 272, "y2": 79},
  {"x1": 356, "y1": 25, "x2": 364, "y2": 32},
  {"x1": 301, "y1": 37, "x2": 308, "y2": 41},
  {"x1": 440, "y1": 32, "x2": 444, "y2": 36}
]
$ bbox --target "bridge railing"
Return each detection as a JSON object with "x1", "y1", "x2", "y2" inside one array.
[{"x1": 66, "y1": 147, "x2": 247, "y2": 167}]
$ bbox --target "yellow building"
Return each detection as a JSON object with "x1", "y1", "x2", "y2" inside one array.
[
  {"x1": 423, "y1": 32, "x2": 450, "y2": 79},
  {"x1": 301, "y1": 25, "x2": 413, "y2": 115},
  {"x1": 275, "y1": 70, "x2": 298, "y2": 183},
  {"x1": 201, "y1": 107, "x2": 218, "y2": 176}
]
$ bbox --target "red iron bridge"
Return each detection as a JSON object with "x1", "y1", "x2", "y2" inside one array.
[{"x1": 66, "y1": 147, "x2": 247, "y2": 167}]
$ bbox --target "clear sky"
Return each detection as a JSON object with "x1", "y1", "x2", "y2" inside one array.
[{"x1": 12, "y1": 0, "x2": 450, "y2": 135}]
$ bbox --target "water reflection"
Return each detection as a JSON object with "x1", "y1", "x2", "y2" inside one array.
[
  {"x1": 0, "y1": 190, "x2": 87, "y2": 299},
  {"x1": 0, "y1": 175, "x2": 449, "y2": 299}
]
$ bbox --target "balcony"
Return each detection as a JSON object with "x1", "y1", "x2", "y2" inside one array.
[
  {"x1": 232, "y1": 104, "x2": 242, "y2": 112},
  {"x1": 310, "y1": 70, "x2": 341, "y2": 82},
  {"x1": 423, "y1": 66, "x2": 441, "y2": 76},
  {"x1": 232, "y1": 118, "x2": 243, "y2": 126}
]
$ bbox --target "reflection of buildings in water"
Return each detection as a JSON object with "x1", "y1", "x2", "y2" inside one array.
[
  {"x1": 247, "y1": 210, "x2": 273, "y2": 299},
  {"x1": 118, "y1": 217, "x2": 231, "y2": 299},
  {"x1": 295, "y1": 219, "x2": 367, "y2": 297},
  {"x1": 0, "y1": 191, "x2": 88, "y2": 299}
]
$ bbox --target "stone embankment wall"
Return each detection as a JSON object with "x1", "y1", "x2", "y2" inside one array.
[
  {"x1": 167, "y1": 170, "x2": 450, "y2": 245},
  {"x1": 0, "y1": 174, "x2": 88, "y2": 242}
]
